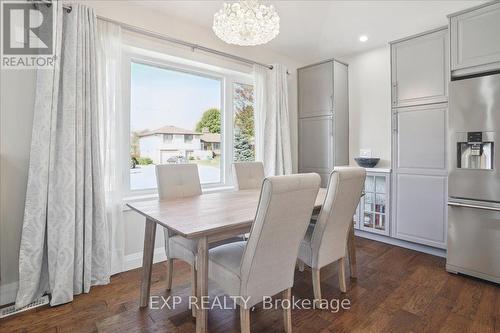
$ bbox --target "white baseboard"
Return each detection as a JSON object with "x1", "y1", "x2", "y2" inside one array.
[
  {"x1": 0, "y1": 281, "x2": 19, "y2": 306},
  {"x1": 354, "y1": 229, "x2": 446, "y2": 257},
  {"x1": 122, "y1": 247, "x2": 167, "y2": 272}
]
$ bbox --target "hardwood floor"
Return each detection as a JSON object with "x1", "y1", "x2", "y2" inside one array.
[{"x1": 1, "y1": 237, "x2": 499, "y2": 333}]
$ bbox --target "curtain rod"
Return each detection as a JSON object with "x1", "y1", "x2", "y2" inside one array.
[
  {"x1": 32, "y1": 0, "x2": 72, "y2": 13},
  {"x1": 97, "y1": 16, "x2": 276, "y2": 71}
]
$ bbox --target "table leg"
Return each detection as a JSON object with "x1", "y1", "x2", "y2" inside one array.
[
  {"x1": 347, "y1": 221, "x2": 357, "y2": 279},
  {"x1": 196, "y1": 236, "x2": 208, "y2": 333},
  {"x1": 140, "y1": 218, "x2": 157, "y2": 307}
]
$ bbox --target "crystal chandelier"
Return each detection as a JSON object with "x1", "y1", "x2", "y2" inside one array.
[{"x1": 213, "y1": 1, "x2": 280, "y2": 46}]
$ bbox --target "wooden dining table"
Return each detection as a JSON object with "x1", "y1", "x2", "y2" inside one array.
[{"x1": 127, "y1": 188, "x2": 357, "y2": 333}]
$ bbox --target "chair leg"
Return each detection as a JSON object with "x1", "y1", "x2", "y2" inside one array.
[
  {"x1": 283, "y1": 288, "x2": 292, "y2": 333},
  {"x1": 338, "y1": 257, "x2": 347, "y2": 293},
  {"x1": 240, "y1": 306, "x2": 251, "y2": 333},
  {"x1": 298, "y1": 260, "x2": 305, "y2": 272},
  {"x1": 191, "y1": 265, "x2": 197, "y2": 317},
  {"x1": 347, "y1": 221, "x2": 358, "y2": 279},
  {"x1": 312, "y1": 268, "x2": 322, "y2": 308},
  {"x1": 166, "y1": 258, "x2": 173, "y2": 291}
]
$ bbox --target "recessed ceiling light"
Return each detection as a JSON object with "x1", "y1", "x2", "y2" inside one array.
[{"x1": 359, "y1": 35, "x2": 368, "y2": 42}]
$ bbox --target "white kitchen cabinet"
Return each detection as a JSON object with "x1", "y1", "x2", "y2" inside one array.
[
  {"x1": 393, "y1": 174, "x2": 447, "y2": 248},
  {"x1": 298, "y1": 61, "x2": 333, "y2": 118},
  {"x1": 394, "y1": 104, "x2": 447, "y2": 172},
  {"x1": 298, "y1": 115, "x2": 333, "y2": 186},
  {"x1": 390, "y1": 28, "x2": 449, "y2": 249},
  {"x1": 392, "y1": 105, "x2": 448, "y2": 248},
  {"x1": 390, "y1": 27, "x2": 449, "y2": 108},
  {"x1": 298, "y1": 60, "x2": 349, "y2": 186},
  {"x1": 449, "y1": 2, "x2": 500, "y2": 77},
  {"x1": 354, "y1": 170, "x2": 391, "y2": 236}
]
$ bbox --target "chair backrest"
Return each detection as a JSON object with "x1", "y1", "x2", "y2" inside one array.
[
  {"x1": 310, "y1": 167, "x2": 366, "y2": 269},
  {"x1": 239, "y1": 173, "x2": 321, "y2": 305},
  {"x1": 232, "y1": 162, "x2": 265, "y2": 190},
  {"x1": 155, "y1": 164, "x2": 202, "y2": 200}
]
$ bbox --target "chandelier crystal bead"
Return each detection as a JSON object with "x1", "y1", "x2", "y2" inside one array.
[{"x1": 213, "y1": 1, "x2": 280, "y2": 46}]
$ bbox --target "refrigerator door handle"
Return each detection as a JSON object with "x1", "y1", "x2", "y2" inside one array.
[{"x1": 448, "y1": 201, "x2": 500, "y2": 212}]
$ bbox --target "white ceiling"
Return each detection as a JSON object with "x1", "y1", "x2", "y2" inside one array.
[{"x1": 134, "y1": 0, "x2": 486, "y2": 64}]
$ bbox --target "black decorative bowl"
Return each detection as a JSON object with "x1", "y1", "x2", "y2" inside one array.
[{"x1": 354, "y1": 157, "x2": 380, "y2": 168}]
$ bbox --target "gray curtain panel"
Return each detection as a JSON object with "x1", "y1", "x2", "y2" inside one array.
[
  {"x1": 16, "y1": 3, "x2": 109, "y2": 307},
  {"x1": 263, "y1": 64, "x2": 293, "y2": 176},
  {"x1": 253, "y1": 64, "x2": 293, "y2": 176}
]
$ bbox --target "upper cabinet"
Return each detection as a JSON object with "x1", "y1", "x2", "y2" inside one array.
[
  {"x1": 390, "y1": 28, "x2": 449, "y2": 108},
  {"x1": 298, "y1": 61, "x2": 333, "y2": 118},
  {"x1": 450, "y1": 1, "x2": 500, "y2": 77}
]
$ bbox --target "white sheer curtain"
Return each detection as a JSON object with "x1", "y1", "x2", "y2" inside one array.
[
  {"x1": 253, "y1": 64, "x2": 292, "y2": 176},
  {"x1": 16, "y1": 3, "x2": 109, "y2": 307},
  {"x1": 97, "y1": 20, "x2": 125, "y2": 275}
]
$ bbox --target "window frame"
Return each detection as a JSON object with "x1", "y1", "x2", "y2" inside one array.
[
  {"x1": 122, "y1": 47, "x2": 254, "y2": 197},
  {"x1": 163, "y1": 134, "x2": 173, "y2": 144}
]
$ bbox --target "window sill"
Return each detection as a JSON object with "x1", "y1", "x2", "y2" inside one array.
[{"x1": 122, "y1": 185, "x2": 235, "y2": 211}]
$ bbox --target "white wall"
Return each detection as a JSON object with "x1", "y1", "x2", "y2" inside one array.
[
  {"x1": 340, "y1": 46, "x2": 392, "y2": 168},
  {"x1": 0, "y1": 1, "x2": 305, "y2": 304}
]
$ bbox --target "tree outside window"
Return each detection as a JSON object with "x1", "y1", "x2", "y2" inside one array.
[{"x1": 233, "y1": 83, "x2": 255, "y2": 161}]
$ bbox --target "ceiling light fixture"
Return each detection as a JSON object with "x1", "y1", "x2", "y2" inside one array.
[
  {"x1": 213, "y1": 0, "x2": 280, "y2": 46},
  {"x1": 359, "y1": 35, "x2": 368, "y2": 42}
]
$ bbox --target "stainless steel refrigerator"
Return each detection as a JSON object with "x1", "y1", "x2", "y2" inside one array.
[{"x1": 447, "y1": 72, "x2": 500, "y2": 284}]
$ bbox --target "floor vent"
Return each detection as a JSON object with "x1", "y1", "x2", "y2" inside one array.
[{"x1": 0, "y1": 295, "x2": 49, "y2": 319}]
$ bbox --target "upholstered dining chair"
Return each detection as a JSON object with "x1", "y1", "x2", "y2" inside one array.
[
  {"x1": 297, "y1": 167, "x2": 365, "y2": 302},
  {"x1": 208, "y1": 173, "x2": 321, "y2": 333},
  {"x1": 156, "y1": 164, "x2": 201, "y2": 311},
  {"x1": 232, "y1": 161, "x2": 265, "y2": 190},
  {"x1": 232, "y1": 161, "x2": 266, "y2": 240}
]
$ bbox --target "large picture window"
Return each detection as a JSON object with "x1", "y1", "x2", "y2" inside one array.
[{"x1": 124, "y1": 52, "x2": 254, "y2": 193}]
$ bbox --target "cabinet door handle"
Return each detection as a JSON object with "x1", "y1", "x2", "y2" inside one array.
[
  {"x1": 392, "y1": 112, "x2": 398, "y2": 133},
  {"x1": 448, "y1": 201, "x2": 500, "y2": 212},
  {"x1": 392, "y1": 82, "x2": 398, "y2": 106}
]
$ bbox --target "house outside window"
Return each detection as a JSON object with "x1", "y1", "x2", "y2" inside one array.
[{"x1": 184, "y1": 134, "x2": 194, "y2": 144}]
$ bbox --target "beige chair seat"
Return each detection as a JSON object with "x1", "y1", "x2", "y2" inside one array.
[
  {"x1": 169, "y1": 235, "x2": 197, "y2": 264},
  {"x1": 208, "y1": 241, "x2": 246, "y2": 297},
  {"x1": 170, "y1": 235, "x2": 245, "y2": 265}
]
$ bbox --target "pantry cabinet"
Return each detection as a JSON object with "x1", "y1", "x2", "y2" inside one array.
[
  {"x1": 298, "y1": 60, "x2": 349, "y2": 187},
  {"x1": 390, "y1": 28, "x2": 449, "y2": 249}
]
